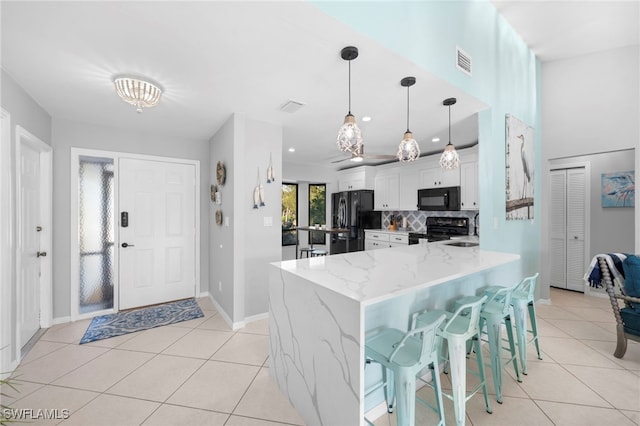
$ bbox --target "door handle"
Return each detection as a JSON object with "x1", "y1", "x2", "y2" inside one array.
[
  {"x1": 121, "y1": 242, "x2": 135, "y2": 248},
  {"x1": 37, "y1": 251, "x2": 47, "y2": 257}
]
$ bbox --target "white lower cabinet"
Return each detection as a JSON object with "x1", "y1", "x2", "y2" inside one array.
[{"x1": 365, "y1": 231, "x2": 408, "y2": 250}]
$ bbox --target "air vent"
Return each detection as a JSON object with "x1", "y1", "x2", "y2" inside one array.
[
  {"x1": 456, "y1": 46, "x2": 472, "y2": 76},
  {"x1": 279, "y1": 99, "x2": 306, "y2": 113}
]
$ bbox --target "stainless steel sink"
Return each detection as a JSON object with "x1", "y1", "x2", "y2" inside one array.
[{"x1": 445, "y1": 241, "x2": 479, "y2": 248}]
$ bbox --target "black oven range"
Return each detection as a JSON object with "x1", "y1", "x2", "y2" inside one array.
[{"x1": 408, "y1": 216, "x2": 469, "y2": 245}]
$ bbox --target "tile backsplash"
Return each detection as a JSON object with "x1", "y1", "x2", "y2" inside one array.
[{"x1": 382, "y1": 210, "x2": 479, "y2": 235}]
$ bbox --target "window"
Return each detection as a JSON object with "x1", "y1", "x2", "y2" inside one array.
[
  {"x1": 282, "y1": 183, "x2": 298, "y2": 246},
  {"x1": 309, "y1": 184, "x2": 326, "y2": 245},
  {"x1": 78, "y1": 155, "x2": 114, "y2": 314}
]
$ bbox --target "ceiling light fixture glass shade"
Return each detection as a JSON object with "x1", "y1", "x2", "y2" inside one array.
[
  {"x1": 113, "y1": 76, "x2": 163, "y2": 113},
  {"x1": 337, "y1": 113, "x2": 363, "y2": 153},
  {"x1": 440, "y1": 97, "x2": 460, "y2": 169},
  {"x1": 397, "y1": 77, "x2": 419, "y2": 162},
  {"x1": 336, "y1": 46, "x2": 363, "y2": 153}
]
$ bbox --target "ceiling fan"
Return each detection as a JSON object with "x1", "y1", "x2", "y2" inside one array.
[{"x1": 331, "y1": 144, "x2": 397, "y2": 163}]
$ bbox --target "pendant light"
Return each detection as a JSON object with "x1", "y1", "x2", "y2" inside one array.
[
  {"x1": 439, "y1": 97, "x2": 460, "y2": 169},
  {"x1": 397, "y1": 77, "x2": 420, "y2": 162},
  {"x1": 336, "y1": 46, "x2": 363, "y2": 154}
]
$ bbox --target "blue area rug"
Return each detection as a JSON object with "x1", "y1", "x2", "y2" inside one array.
[{"x1": 79, "y1": 298, "x2": 204, "y2": 344}]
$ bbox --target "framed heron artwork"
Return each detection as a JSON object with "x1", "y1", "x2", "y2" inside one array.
[
  {"x1": 602, "y1": 171, "x2": 635, "y2": 207},
  {"x1": 505, "y1": 114, "x2": 535, "y2": 220}
]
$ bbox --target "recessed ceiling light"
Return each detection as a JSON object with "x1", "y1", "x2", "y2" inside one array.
[
  {"x1": 288, "y1": 148, "x2": 295, "y2": 152},
  {"x1": 432, "y1": 137, "x2": 440, "y2": 143},
  {"x1": 362, "y1": 116, "x2": 372, "y2": 122}
]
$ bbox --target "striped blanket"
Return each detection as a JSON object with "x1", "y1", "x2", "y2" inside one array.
[{"x1": 584, "y1": 253, "x2": 628, "y2": 288}]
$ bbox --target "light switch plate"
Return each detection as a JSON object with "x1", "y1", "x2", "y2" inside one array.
[
  {"x1": 225, "y1": 216, "x2": 230, "y2": 227},
  {"x1": 264, "y1": 216, "x2": 273, "y2": 227}
]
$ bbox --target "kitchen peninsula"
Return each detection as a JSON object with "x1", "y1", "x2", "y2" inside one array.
[{"x1": 269, "y1": 241, "x2": 520, "y2": 425}]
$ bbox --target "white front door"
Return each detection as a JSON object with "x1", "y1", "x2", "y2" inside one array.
[
  {"x1": 119, "y1": 158, "x2": 196, "y2": 310},
  {"x1": 18, "y1": 143, "x2": 42, "y2": 345}
]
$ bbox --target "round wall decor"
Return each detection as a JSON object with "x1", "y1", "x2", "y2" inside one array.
[{"x1": 216, "y1": 161, "x2": 226, "y2": 186}]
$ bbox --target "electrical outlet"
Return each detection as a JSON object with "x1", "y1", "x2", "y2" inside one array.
[{"x1": 218, "y1": 281, "x2": 222, "y2": 292}]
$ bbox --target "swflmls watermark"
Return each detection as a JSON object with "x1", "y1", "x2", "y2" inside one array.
[{"x1": 2, "y1": 408, "x2": 70, "y2": 421}]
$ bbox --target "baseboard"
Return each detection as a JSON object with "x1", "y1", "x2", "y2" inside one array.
[
  {"x1": 206, "y1": 294, "x2": 242, "y2": 330},
  {"x1": 537, "y1": 298, "x2": 551, "y2": 305},
  {"x1": 51, "y1": 316, "x2": 71, "y2": 325},
  {"x1": 204, "y1": 294, "x2": 269, "y2": 330},
  {"x1": 244, "y1": 311, "x2": 269, "y2": 323}
]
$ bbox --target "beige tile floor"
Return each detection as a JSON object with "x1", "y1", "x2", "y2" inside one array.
[{"x1": 2, "y1": 288, "x2": 639, "y2": 425}]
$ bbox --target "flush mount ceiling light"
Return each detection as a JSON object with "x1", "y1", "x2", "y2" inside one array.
[
  {"x1": 440, "y1": 97, "x2": 460, "y2": 169},
  {"x1": 113, "y1": 75, "x2": 163, "y2": 113},
  {"x1": 397, "y1": 77, "x2": 420, "y2": 162},
  {"x1": 336, "y1": 46, "x2": 363, "y2": 154}
]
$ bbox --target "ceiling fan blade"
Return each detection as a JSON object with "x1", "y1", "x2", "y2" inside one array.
[
  {"x1": 364, "y1": 154, "x2": 397, "y2": 160},
  {"x1": 330, "y1": 156, "x2": 353, "y2": 163}
]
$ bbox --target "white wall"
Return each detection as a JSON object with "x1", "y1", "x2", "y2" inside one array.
[
  {"x1": 0, "y1": 70, "x2": 52, "y2": 374},
  {"x1": 542, "y1": 46, "x2": 640, "y2": 293},
  {"x1": 52, "y1": 119, "x2": 210, "y2": 319},
  {"x1": 550, "y1": 149, "x2": 635, "y2": 257},
  {"x1": 209, "y1": 114, "x2": 283, "y2": 323}
]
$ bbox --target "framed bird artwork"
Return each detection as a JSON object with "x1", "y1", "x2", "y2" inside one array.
[{"x1": 505, "y1": 114, "x2": 535, "y2": 220}]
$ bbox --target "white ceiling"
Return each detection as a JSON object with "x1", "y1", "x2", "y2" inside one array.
[{"x1": 2, "y1": 1, "x2": 638, "y2": 170}]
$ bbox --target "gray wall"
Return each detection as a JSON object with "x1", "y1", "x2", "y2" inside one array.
[
  {"x1": 542, "y1": 45, "x2": 639, "y2": 293},
  {"x1": 209, "y1": 114, "x2": 283, "y2": 323},
  {"x1": 209, "y1": 115, "x2": 237, "y2": 320},
  {"x1": 550, "y1": 150, "x2": 635, "y2": 257},
  {"x1": 1, "y1": 69, "x2": 52, "y2": 369},
  {"x1": 243, "y1": 118, "x2": 282, "y2": 318},
  {"x1": 52, "y1": 118, "x2": 210, "y2": 319}
]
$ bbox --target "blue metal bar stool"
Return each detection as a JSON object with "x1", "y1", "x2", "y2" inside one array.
[
  {"x1": 365, "y1": 313, "x2": 447, "y2": 426},
  {"x1": 413, "y1": 296, "x2": 491, "y2": 426},
  {"x1": 485, "y1": 273, "x2": 541, "y2": 374}
]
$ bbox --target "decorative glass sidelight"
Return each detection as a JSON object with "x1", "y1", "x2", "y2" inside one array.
[{"x1": 78, "y1": 156, "x2": 114, "y2": 314}]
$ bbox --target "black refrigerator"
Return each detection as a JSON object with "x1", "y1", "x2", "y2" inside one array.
[{"x1": 331, "y1": 190, "x2": 381, "y2": 254}]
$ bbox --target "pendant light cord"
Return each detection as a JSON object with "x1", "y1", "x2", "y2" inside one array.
[
  {"x1": 406, "y1": 85, "x2": 410, "y2": 132},
  {"x1": 448, "y1": 105, "x2": 451, "y2": 143},
  {"x1": 348, "y1": 59, "x2": 352, "y2": 115}
]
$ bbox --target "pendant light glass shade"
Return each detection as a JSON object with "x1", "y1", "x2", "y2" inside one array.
[
  {"x1": 336, "y1": 46, "x2": 363, "y2": 154},
  {"x1": 397, "y1": 77, "x2": 419, "y2": 162},
  {"x1": 439, "y1": 142, "x2": 460, "y2": 169},
  {"x1": 440, "y1": 97, "x2": 460, "y2": 169},
  {"x1": 337, "y1": 113, "x2": 363, "y2": 153},
  {"x1": 398, "y1": 131, "x2": 420, "y2": 162}
]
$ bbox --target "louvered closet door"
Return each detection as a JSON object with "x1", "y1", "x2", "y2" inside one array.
[
  {"x1": 549, "y1": 170, "x2": 567, "y2": 289},
  {"x1": 566, "y1": 168, "x2": 586, "y2": 292}
]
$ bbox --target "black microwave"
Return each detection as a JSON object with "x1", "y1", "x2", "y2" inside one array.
[{"x1": 417, "y1": 186, "x2": 461, "y2": 211}]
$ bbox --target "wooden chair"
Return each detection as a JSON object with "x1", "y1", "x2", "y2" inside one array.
[{"x1": 598, "y1": 256, "x2": 640, "y2": 358}]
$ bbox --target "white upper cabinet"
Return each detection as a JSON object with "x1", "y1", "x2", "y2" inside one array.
[
  {"x1": 460, "y1": 161, "x2": 479, "y2": 210},
  {"x1": 374, "y1": 169, "x2": 400, "y2": 210},
  {"x1": 338, "y1": 166, "x2": 375, "y2": 191},
  {"x1": 398, "y1": 168, "x2": 419, "y2": 211},
  {"x1": 460, "y1": 145, "x2": 479, "y2": 210},
  {"x1": 419, "y1": 163, "x2": 460, "y2": 189}
]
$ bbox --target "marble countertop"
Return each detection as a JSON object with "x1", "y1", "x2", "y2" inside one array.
[{"x1": 272, "y1": 240, "x2": 519, "y2": 306}]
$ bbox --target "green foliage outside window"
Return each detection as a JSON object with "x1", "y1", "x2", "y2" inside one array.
[
  {"x1": 282, "y1": 183, "x2": 297, "y2": 246},
  {"x1": 309, "y1": 184, "x2": 326, "y2": 245}
]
